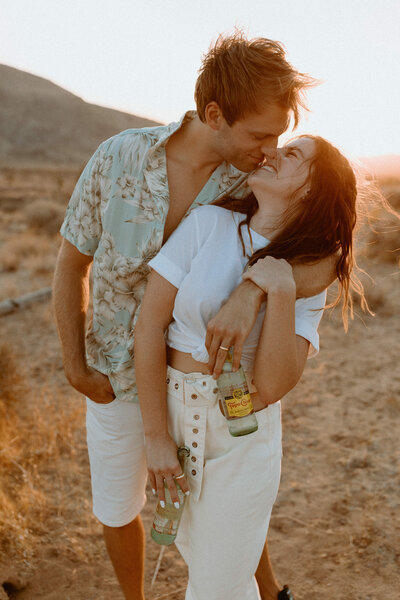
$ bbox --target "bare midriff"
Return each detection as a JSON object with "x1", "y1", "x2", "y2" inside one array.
[{"x1": 166, "y1": 346, "x2": 265, "y2": 412}]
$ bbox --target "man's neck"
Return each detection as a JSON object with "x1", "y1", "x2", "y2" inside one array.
[{"x1": 166, "y1": 114, "x2": 223, "y2": 172}]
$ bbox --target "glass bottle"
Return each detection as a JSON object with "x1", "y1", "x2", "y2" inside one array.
[
  {"x1": 150, "y1": 446, "x2": 190, "y2": 545},
  {"x1": 217, "y1": 349, "x2": 258, "y2": 437}
]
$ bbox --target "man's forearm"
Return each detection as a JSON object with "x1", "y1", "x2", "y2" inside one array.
[
  {"x1": 292, "y1": 253, "x2": 338, "y2": 298},
  {"x1": 53, "y1": 257, "x2": 91, "y2": 381}
]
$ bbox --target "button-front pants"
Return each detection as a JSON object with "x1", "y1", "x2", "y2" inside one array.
[{"x1": 166, "y1": 366, "x2": 282, "y2": 600}]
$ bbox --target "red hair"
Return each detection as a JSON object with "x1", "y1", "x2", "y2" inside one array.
[{"x1": 195, "y1": 31, "x2": 315, "y2": 127}]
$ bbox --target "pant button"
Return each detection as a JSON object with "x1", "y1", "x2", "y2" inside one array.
[
  {"x1": 192, "y1": 442, "x2": 198, "y2": 448},
  {"x1": 166, "y1": 378, "x2": 170, "y2": 384},
  {"x1": 191, "y1": 469, "x2": 197, "y2": 476},
  {"x1": 193, "y1": 414, "x2": 200, "y2": 420},
  {"x1": 191, "y1": 456, "x2": 197, "y2": 462},
  {"x1": 192, "y1": 428, "x2": 198, "y2": 434},
  {"x1": 174, "y1": 383, "x2": 179, "y2": 389},
  {"x1": 191, "y1": 394, "x2": 197, "y2": 399},
  {"x1": 213, "y1": 388, "x2": 218, "y2": 394}
]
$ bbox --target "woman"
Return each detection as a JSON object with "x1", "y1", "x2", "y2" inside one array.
[{"x1": 135, "y1": 135, "x2": 361, "y2": 600}]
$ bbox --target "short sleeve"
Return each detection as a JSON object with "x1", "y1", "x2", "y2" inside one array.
[
  {"x1": 60, "y1": 143, "x2": 110, "y2": 255},
  {"x1": 295, "y1": 290, "x2": 327, "y2": 358},
  {"x1": 148, "y1": 209, "x2": 203, "y2": 288}
]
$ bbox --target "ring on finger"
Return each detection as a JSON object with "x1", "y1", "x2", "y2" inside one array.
[
  {"x1": 219, "y1": 345, "x2": 229, "y2": 351},
  {"x1": 174, "y1": 472, "x2": 185, "y2": 480}
]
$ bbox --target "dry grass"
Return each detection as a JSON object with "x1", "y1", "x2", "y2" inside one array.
[
  {"x1": 0, "y1": 233, "x2": 57, "y2": 273},
  {"x1": 0, "y1": 342, "x2": 83, "y2": 564},
  {"x1": 24, "y1": 199, "x2": 66, "y2": 236}
]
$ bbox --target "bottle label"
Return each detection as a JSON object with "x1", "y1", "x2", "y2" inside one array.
[{"x1": 224, "y1": 386, "x2": 254, "y2": 418}]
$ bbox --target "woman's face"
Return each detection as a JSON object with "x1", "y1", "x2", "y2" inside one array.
[{"x1": 248, "y1": 137, "x2": 316, "y2": 203}]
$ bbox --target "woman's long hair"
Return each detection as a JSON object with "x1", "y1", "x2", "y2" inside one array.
[{"x1": 214, "y1": 135, "x2": 368, "y2": 329}]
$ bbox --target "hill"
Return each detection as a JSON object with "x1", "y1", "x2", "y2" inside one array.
[
  {"x1": 360, "y1": 154, "x2": 400, "y2": 181},
  {"x1": 0, "y1": 64, "x2": 161, "y2": 168}
]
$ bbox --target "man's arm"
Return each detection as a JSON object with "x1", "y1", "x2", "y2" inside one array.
[
  {"x1": 292, "y1": 253, "x2": 338, "y2": 298},
  {"x1": 206, "y1": 254, "x2": 337, "y2": 377},
  {"x1": 53, "y1": 238, "x2": 115, "y2": 403}
]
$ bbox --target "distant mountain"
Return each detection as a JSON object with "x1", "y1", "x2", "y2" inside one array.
[
  {"x1": 360, "y1": 154, "x2": 400, "y2": 180},
  {"x1": 0, "y1": 64, "x2": 161, "y2": 168}
]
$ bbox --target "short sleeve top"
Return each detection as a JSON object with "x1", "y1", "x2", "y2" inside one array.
[
  {"x1": 149, "y1": 205, "x2": 326, "y2": 372},
  {"x1": 60, "y1": 112, "x2": 249, "y2": 402}
]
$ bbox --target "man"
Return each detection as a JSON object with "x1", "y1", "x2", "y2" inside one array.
[{"x1": 53, "y1": 32, "x2": 334, "y2": 600}]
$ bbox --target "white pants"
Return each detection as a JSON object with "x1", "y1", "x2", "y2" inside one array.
[{"x1": 166, "y1": 366, "x2": 282, "y2": 600}]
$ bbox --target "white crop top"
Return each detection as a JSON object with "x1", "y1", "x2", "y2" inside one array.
[{"x1": 149, "y1": 205, "x2": 326, "y2": 372}]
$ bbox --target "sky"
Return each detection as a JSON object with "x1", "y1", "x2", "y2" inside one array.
[{"x1": 1, "y1": 0, "x2": 400, "y2": 158}]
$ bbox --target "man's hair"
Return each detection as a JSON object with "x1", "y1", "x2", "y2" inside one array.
[{"x1": 195, "y1": 31, "x2": 316, "y2": 127}]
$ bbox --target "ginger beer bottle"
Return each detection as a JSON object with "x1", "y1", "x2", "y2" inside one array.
[
  {"x1": 151, "y1": 446, "x2": 190, "y2": 545},
  {"x1": 217, "y1": 349, "x2": 258, "y2": 437}
]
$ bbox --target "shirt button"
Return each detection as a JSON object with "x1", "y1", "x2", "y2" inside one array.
[
  {"x1": 191, "y1": 469, "x2": 197, "y2": 476},
  {"x1": 202, "y1": 381, "x2": 207, "y2": 386},
  {"x1": 193, "y1": 414, "x2": 200, "y2": 420},
  {"x1": 213, "y1": 388, "x2": 218, "y2": 394},
  {"x1": 192, "y1": 442, "x2": 198, "y2": 448},
  {"x1": 174, "y1": 383, "x2": 179, "y2": 390},
  {"x1": 191, "y1": 394, "x2": 197, "y2": 399},
  {"x1": 192, "y1": 428, "x2": 198, "y2": 434},
  {"x1": 191, "y1": 456, "x2": 197, "y2": 462}
]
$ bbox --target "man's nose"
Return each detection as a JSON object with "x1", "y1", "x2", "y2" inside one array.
[{"x1": 261, "y1": 146, "x2": 278, "y2": 160}]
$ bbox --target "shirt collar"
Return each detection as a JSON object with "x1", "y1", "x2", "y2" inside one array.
[{"x1": 148, "y1": 110, "x2": 197, "y2": 157}]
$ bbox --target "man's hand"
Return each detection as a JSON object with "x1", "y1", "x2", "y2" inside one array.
[
  {"x1": 67, "y1": 365, "x2": 115, "y2": 404},
  {"x1": 205, "y1": 280, "x2": 265, "y2": 378}
]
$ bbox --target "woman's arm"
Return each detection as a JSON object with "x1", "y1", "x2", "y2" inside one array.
[
  {"x1": 205, "y1": 253, "x2": 336, "y2": 378},
  {"x1": 134, "y1": 271, "x2": 190, "y2": 505},
  {"x1": 243, "y1": 257, "x2": 310, "y2": 405}
]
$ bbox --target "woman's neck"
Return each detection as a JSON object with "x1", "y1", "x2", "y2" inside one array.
[{"x1": 249, "y1": 202, "x2": 287, "y2": 239}]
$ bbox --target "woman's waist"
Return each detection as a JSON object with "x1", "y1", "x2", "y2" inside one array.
[
  {"x1": 167, "y1": 346, "x2": 210, "y2": 374},
  {"x1": 166, "y1": 347, "x2": 264, "y2": 412}
]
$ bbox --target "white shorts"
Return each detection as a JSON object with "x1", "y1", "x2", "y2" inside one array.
[
  {"x1": 85, "y1": 397, "x2": 147, "y2": 527},
  {"x1": 166, "y1": 366, "x2": 282, "y2": 600}
]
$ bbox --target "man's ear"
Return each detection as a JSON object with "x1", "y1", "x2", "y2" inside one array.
[{"x1": 204, "y1": 101, "x2": 225, "y2": 131}]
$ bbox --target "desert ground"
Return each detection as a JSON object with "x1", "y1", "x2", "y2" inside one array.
[{"x1": 0, "y1": 167, "x2": 399, "y2": 600}]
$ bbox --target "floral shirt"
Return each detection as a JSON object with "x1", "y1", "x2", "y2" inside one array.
[{"x1": 60, "y1": 111, "x2": 249, "y2": 402}]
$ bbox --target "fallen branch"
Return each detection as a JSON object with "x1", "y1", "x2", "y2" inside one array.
[
  {"x1": 0, "y1": 287, "x2": 52, "y2": 316},
  {"x1": 151, "y1": 546, "x2": 166, "y2": 589},
  {"x1": 155, "y1": 586, "x2": 187, "y2": 599}
]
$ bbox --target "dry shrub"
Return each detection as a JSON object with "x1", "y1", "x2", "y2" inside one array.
[
  {"x1": 0, "y1": 342, "x2": 84, "y2": 561},
  {"x1": 24, "y1": 199, "x2": 65, "y2": 236},
  {"x1": 356, "y1": 182, "x2": 400, "y2": 266},
  {"x1": 0, "y1": 232, "x2": 53, "y2": 272}
]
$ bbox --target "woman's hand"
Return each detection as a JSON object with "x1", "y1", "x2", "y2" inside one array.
[
  {"x1": 242, "y1": 257, "x2": 296, "y2": 295},
  {"x1": 145, "y1": 434, "x2": 190, "y2": 507},
  {"x1": 205, "y1": 280, "x2": 265, "y2": 378}
]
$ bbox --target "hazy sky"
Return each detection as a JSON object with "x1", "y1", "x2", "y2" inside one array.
[{"x1": 1, "y1": 0, "x2": 400, "y2": 157}]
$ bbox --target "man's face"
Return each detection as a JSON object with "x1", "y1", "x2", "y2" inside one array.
[{"x1": 214, "y1": 104, "x2": 290, "y2": 173}]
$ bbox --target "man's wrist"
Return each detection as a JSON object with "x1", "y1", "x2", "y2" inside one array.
[
  {"x1": 64, "y1": 359, "x2": 89, "y2": 386},
  {"x1": 240, "y1": 278, "x2": 266, "y2": 303}
]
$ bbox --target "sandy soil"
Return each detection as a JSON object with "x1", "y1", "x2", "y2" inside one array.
[{"x1": 0, "y1": 169, "x2": 399, "y2": 600}]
